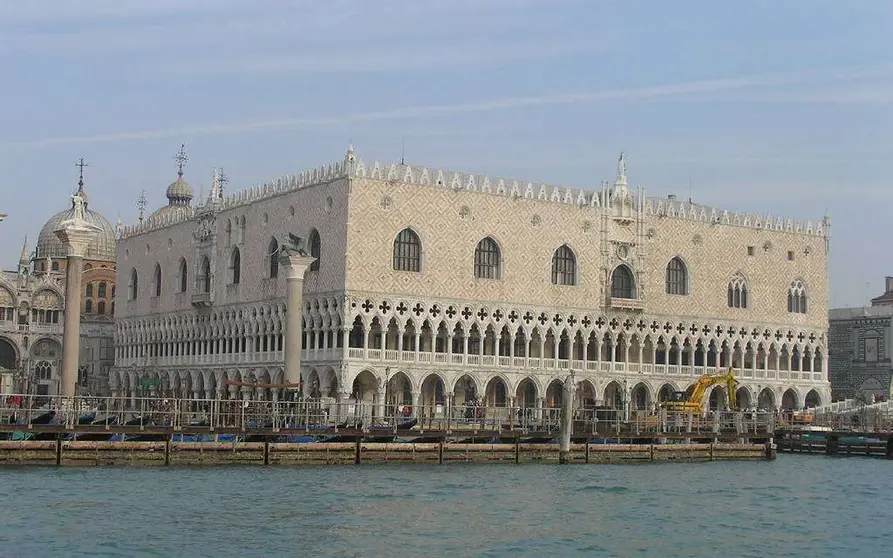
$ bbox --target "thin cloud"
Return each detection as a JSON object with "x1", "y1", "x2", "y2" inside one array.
[
  {"x1": 0, "y1": 0, "x2": 246, "y2": 23},
  {"x1": 3, "y1": 64, "x2": 888, "y2": 149},
  {"x1": 1, "y1": 0, "x2": 570, "y2": 55},
  {"x1": 181, "y1": 41, "x2": 593, "y2": 74}
]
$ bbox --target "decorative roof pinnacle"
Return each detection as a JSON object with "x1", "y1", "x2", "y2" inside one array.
[
  {"x1": 175, "y1": 143, "x2": 188, "y2": 178},
  {"x1": 19, "y1": 235, "x2": 29, "y2": 263}
]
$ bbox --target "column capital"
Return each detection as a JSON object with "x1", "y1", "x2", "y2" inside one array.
[
  {"x1": 279, "y1": 253, "x2": 317, "y2": 280},
  {"x1": 54, "y1": 221, "x2": 101, "y2": 258}
]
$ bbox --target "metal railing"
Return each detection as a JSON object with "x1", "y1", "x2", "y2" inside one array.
[{"x1": 0, "y1": 394, "x2": 779, "y2": 436}]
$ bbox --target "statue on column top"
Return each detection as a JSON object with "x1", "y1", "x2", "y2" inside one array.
[
  {"x1": 71, "y1": 191, "x2": 87, "y2": 221},
  {"x1": 280, "y1": 233, "x2": 310, "y2": 257},
  {"x1": 616, "y1": 152, "x2": 627, "y2": 182}
]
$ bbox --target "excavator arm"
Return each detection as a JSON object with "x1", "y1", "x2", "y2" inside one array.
[{"x1": 662, "y1": 368, "x2": 739, "y2": 413}]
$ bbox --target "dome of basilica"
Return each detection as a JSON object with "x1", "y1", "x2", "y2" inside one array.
[{"x1": 35, "y1": 186, "x2": 117, "y2": 262}]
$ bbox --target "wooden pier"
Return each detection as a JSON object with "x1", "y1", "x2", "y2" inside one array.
[
  {"x1": 776, "y1": 429, "x2": 893, "y2": 459},
  {"x1": 0, "y1": 425, "x2": 775, "y2": 466}
]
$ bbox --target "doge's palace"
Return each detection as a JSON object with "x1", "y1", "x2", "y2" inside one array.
[{"x1": 112, "y1": 146, "x2": 831, "y2": 416}]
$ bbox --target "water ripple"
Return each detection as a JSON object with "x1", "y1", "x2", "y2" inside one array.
[{"x1": 0, "y1": 456, "x2": 891, "y2": 557}]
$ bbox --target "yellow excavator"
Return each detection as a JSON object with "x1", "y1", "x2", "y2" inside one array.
[{"x1": 661, "y1": 368, "x2": 739, "y2": 414}]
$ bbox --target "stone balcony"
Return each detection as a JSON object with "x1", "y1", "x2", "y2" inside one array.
[
  {"x1": 190, "y1": 292, "x2": 213, "y2": 308},
  {"x1": 609, "y1": 297, "x2": 645, "y2": 311},
  {"x1": 0, "y1": 322, "x2": 63, "y2": 335},
  {"x1": 114, "y1": 346, "x2": 827, "y2": 385},
  {"x1": 303, "y1": 347, "x2": 825, "y2": 384},
  {"x1": 116, "y1": 350, "x2": 284, "y2": 368}
]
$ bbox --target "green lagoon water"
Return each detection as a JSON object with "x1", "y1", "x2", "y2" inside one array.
[{"x1": 0, "y1": 456, "x2": 891, "y2": 557}]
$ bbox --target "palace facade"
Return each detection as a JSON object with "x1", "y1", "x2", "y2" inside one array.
[
  {"x1": 112, "y1": 147, "x2": 831, "y2": 414},
  {"x1": 828, "y1": 277, "x2": 893, "y2": 401},
  {"x1": 0, "y1": 185, "x2": 117, "y2": 397}
]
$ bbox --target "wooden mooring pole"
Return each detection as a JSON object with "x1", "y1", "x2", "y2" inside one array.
[{"x1": 558, "y1": 372, "x2": 574, "y2": 464}]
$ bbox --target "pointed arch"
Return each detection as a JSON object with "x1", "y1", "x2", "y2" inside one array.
[
  {"x1": 199, "y1": 256, "x2": 211, "y2": 293},
  {"x1": 393, "y1": 228, "x2": 422, "y2": 272},
  {"x1": 230, "y1": 248, "x2": 241, "y2": 285},
  {"x1": 665, "y1": 256, "x2": 688, "y2": 295},
  {"x1": 788, "y1": 280, "x2": 807, "y2": 314},
  {"x1": 268, "y1": 238, "x2": 280, "y2": 278},
  {"x1": 474, "y1": 237, "x2": 501, "y2": 279},
  {"x1": 610, "y1": 264, "x2": 635, "y2": 299},
  {"x1": 152, "y1": 263, "x2": 162, "y2": 297},
  {"x1": 178, "y1": 258, "x2": 188, "y2": 293},
  {"x1": 728, "y1": 272, "x2": 748, "y2": 309},
  {"x1": 308, "y1": 228, "x2": 321, "y2": 272},
  {"x1": 551, "y1": 244, "x2": 577, "y2": 286},
  {"x1": 128, "y1": 268, "x2": 139, "y2": 300}
]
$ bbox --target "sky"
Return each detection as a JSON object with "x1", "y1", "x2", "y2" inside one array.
[{"x1": 0, "y1": 0, "x2": 890, "y2": 308}]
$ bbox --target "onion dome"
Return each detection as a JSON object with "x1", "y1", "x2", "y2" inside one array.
[
  {"x1": 149, "y1": 144, "x2": 194, "y2": 222},
  {"x1": 166, "y1": 171, "x2": 194, "y2": 206}
]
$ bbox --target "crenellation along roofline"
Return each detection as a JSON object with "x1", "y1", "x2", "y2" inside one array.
[{"x1": 118, "y1": 149, "x2": 829, "y2": 240}]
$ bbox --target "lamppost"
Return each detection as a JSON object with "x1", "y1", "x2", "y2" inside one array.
[
  {"x1": 623, "y1": 378, "x2": 630, "y2": 422},
  {"x1": 384, "y1": 366, "x2": 391, "y2": 423}
]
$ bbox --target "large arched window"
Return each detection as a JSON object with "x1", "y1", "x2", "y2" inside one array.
[
  {"x1": 308, "y1": 229, "x2": 321, "y2": 272},
  {"x1": 230, "y1": 248, "x2": 241, "y2": 285},
  {"x1": 85, "y1": 299, "x2": 93, "y2": 313},
  {"x1": 85, "y1": 283, "x2": 93, "y2": 298},
  {"x1": 200, "y1": 257, "x2": 211, "y2": 293},
  {"x1": 97, "y1": 282, "x2": 107, "y2": 299},
  {"x1": 551, "y1": 245, "x2": 576, "y2": 286},
  {"x1": 153, "y1": 263, "x2": 162, "y2": 297},
  {"x1": 611, "y1": 265, "x2": 635, "y2": 299},
  {"x1": 97, "y1": 300, "x2": 106, "y2": 315},
  {"x1": 474, "y1": 237, "x2": 501, "y2": 280},
  {"x1": 666, "y1": 257, "x2": 688, "y2": 295},
  {"x1": 178, "y1": 258, "x2": 188, "y2": 293},
  {"x1": 788, "y1": 280, "x2": 807, "y2": 314},
  {"x1": 128, "y1": 269, "x2": 138, "y2": 300},
  {"x1": 268, "y1": 238, "x2": 280, "y2": 278},
  {"x1": 226, "y1": 219, "x2": 232, "y2": 246},
  {"x1": 0, "y1": 338, "x2": 16, "y2": 371},
  {"x1": 728, "y1": 273, "x2": 748, "y2": 309},
  {"x1": 393, "y1": 228, "x2": 422, "y2": 272}
]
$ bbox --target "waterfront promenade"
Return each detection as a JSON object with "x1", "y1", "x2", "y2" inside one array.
[{"x1": 0, "y1": 393, "x2": 783, "y2": 465}]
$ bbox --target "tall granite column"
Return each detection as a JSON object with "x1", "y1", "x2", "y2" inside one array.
[
  {"x1": 281, "y1": 253, "x2": 316, "y2": 391},
  {"x1": 54, "y1": 199, "x2": 100, "y2": 399}
]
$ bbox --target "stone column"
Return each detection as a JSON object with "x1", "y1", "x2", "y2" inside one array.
[
  {"x1": 54, "y1": 211, "x2": 100, "y2": 398},
  {"x1": 411, "y1": 391, "x2": 420, "y2": 419},
  {"x1": 280, "y1": 253, "x2": 316, "y2": 386}
]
